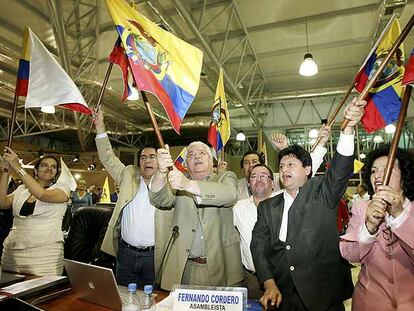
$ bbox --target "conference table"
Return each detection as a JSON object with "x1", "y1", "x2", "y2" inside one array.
[{"x1": 25, "y1": 284, "x2": 169, "y2": 311}]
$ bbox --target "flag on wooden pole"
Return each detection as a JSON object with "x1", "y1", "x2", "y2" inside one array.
[
  {"x1": 208, "y1": 68, "x2": 231, "y2": 152},
  {"x1": 16, "y1": 27, "x2": 91, "y2": 114},
  {"x1": 354, "y1": 18, "x2": 405, "y2": 133},
  {"x1": 105, "y1": 0, "x2": 203, "y2": 133}
]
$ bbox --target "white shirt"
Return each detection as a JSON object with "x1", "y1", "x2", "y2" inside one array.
[
  {"x1": 121, "y1": 176, "x2": 155, "y2": 247},
  {"x1": 233, "y1": 192, "x2": 279, "y2": 271},
  {"x1": 278, "y1": 132, "x2": 355, "y2": 242},
  {"x1": 279, "y1": 190, "x2": 297, "y2": 242}
]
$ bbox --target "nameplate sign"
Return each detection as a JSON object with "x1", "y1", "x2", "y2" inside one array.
[{"x1": 173, "y1": 288, "x2": 243, "y2": 311}]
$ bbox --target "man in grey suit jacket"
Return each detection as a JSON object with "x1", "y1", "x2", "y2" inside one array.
[
  {"x1": 94, "y1": 108, "x2": 172, "y2": 288},
  {"x1": 150, "y1": 141, "x2": 244, "y2": 290},
  {"x1": 251, "y1": 99, "x2": 366, "y2": 311}
]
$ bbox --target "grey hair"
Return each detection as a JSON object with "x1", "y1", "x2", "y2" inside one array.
[{"x1": 185, "y1": 141, "x2": 214, "y2": 166}]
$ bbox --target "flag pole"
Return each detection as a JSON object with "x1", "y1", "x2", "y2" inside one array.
[
  {"x1": 89, "y1": 62, "x2": 114, "y2": 132},
  {"x1": 95, "y1": 63, "x2": 114, "y2": 112},
  {"x1": 310, "y1": 82, "x2": 355, "y2": 152},
  {"x1": 382, "y1": 84, "x2": 411, "y2": 187},
  {"x1": 7, "y1": 77, "x2": 20, "y2": 149},
  {"x1": 140, "y1": 91, "x2": 167, "y2": 148},
  {"x1": 340, "y1": 13, "x2": 414, "y2": 131}
]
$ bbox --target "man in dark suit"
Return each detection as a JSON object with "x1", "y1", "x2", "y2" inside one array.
[{"x1": 251, "y1": 98, "x2": 366, "y2": 311}]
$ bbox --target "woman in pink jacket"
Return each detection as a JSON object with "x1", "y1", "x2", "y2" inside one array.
[{"x1": 340, "y1": 145, "x2": 414, "y2": 310}]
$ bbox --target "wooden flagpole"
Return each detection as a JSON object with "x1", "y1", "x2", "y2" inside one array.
[
  {"x1": 94, "y1": 63, "x2": 114, "y2": 113},
  {"x1": 89, "y1": 63, "x2": 114, "y2": 132},
  {"x1": 382, "y1": 84, "x2": 412, "y2": 187},
  {"x1": 310, "y1": 82, "x2": 355, "y2": 152},
  {"x1": 340, "y1": 13, "x2": 414, "y2": 130},
  {"x1": 140, "y1": 91, "x2": 167, "y2": 148},
  {"x1": 7, "y1": 76, "x2": 20, "y2": 149}
]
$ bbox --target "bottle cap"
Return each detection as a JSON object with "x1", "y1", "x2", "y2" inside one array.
[
  {"x1": 128, "y1": 283, "x2": 137, "y2": 292},
  {"x1": 143, "y1": 285, "x2": 153, "y2": 294}
]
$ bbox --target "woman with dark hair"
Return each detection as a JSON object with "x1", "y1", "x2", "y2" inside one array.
[
  {"x1": 340, "y1": 144, "x2": 414, "y2": 310},
  {"x1": 0, "y1": 147, "x2": 72, "y2": 276}
]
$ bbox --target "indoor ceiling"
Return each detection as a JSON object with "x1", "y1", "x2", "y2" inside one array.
[{"x1": 0, "y1": 0, "x2": 414, "y2": 154}]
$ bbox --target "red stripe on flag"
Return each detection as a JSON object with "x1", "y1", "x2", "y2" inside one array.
[
  {"x1": 61, "y1": 103, "x2": 92, "y2": 115},
  {"x1": 361, "y1": 99, "x2": 386, "y2": 133}
]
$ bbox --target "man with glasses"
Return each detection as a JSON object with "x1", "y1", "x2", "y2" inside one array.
[
  {"x1": 94, "y1": 107, "x2": 172, "y2": 287},
  {"x1": 150, "y1": 141, "x2": 244, "y2": 290},
  {"x1": 234, "y1": 163, "x2": 275, "y2": 299}
]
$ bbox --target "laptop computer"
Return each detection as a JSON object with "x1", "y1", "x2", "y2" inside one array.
[
  {"x1": 64, "y1": 259, "x2": 127, "y2": 310},
  {"x1": 0, "y1": 271, "x2": 26, "y2": 287}
]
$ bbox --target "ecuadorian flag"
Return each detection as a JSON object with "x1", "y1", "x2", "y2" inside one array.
[
  {"x1": 174, "y1": 146, "x2": 187, "y2": 173},
  {"x1": 207, "y1": 68, "x2": 231, "y2": 152},
  {"x1": 15, "y1": 27, "x2": 91, "y2": 114},
  {"x1": 105, "y1": 0, "x2": 203, "y2": 134},
  {"x1": 354, "y1": 18, "x2": 404, "y2": 133},
  {"x1": 402, "y1": 48, "x2": 414, "y2": 86}
]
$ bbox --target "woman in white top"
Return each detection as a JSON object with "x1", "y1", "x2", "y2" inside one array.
[{"x1": 0, "y1": 147, "x2": 71, "y2": 276}]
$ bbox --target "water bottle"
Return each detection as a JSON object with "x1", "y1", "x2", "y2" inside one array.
[
  {"x1": 122, "y1": 283, "x2": 140, "y2": 311},
  {"x1": 139, "y1": 285, "x2": 156, "y2": 310}
]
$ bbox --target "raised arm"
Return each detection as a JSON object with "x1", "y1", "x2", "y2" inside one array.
[
  {"x1": 0, "y1": 159, "x2": 13, "y2": 209},
  {"x1": 94, "y1": 107, "x2": 126, "y2": 185},
  {"x1": 3, "y1": 148, "x2": 68, "y2": 203}
]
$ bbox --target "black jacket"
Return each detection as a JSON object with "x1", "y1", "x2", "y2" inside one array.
[{"x1": 251, "y1": 153, "x2": 354, "y2": 311}]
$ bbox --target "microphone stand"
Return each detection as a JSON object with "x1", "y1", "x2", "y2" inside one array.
[{"x1": 152, "y1": 225, "x2": 179, "y2": 290}]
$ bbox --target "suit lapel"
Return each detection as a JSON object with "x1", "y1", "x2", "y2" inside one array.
[{"x1": 270, "y1": 194, "x2": 284, "y2": 240}]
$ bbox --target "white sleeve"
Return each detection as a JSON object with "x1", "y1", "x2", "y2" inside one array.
[
  {"x1": 310, "y1": 145, "x2": 327, "y2": 177},
  {"x1": 336, "y1": 132, "x2": 354, "y2": 156}
]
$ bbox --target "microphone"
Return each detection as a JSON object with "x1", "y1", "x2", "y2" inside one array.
[{"x1": 153, "y1": 225, "x2": 179, "y2": 290}]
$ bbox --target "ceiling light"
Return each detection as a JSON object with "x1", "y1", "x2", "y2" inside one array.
[
  {"x1": 74, "y1": 173, "x2": 81, "y2": 180},
  {"x1": 359, "y1": 153, "x2": 366, "y2": 159},
  {"x1": 41, "y1": 106, "x2": 55, "y2": 113},
  {"x1": 127, "y1": 85, "x2": 139, "y2": 101},
  {"x1": 72, "y1": 154, "x2": 80, "y2": 162},
  {"x1": 385, "y1": 124, "x2": 396, "y2": 134},
  {"x1": 308, "y1": 128, "x2": 319, "y2": 139},
  {"x1": 373, "y1": 135, "x2": 384, "y2": 144},
  {"x1": 299, "y1": 18, "x2": 318, "y2": 77},
  {"x1": 88, "y1": 163, "x2": 96, "y2": 171},
  {"x1": 236, "y1": 131, "x2": 246, "y2": 141}
]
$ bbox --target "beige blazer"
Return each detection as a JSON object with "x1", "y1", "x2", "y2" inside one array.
[
  {"x1": 96, "y1": 136, "x2": 172, "y2": 275},
  {"x1": 149, "y1": 170, "x2": 244, "y2": 290}
]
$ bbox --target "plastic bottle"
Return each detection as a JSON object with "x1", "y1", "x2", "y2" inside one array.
[
  {"x1": 139, "y1": 285, "x2": 156, "y2": 310},
  {"x1": 122, "y1": 283, "x2": 140, "y2": 311}
]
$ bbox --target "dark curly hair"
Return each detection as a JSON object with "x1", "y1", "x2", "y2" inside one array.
[
  {"x1": 33, "y1": 155, "x2": 60, "y2": 186},
  {"x1": 362, "y1": 144, "x2": 414, "y2": 201},
  {"x1": 278, "y1": 144, "x2": 313, "y2": 179}
]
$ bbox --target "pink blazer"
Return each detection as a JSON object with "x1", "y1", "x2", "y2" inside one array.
[{"x1": 340, "y1": 200, "x2": 414, "y2": 311}]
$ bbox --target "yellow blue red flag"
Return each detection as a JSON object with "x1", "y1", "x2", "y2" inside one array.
[
  {"x1": 174, "y1": 147, "x2": 187, "y2": 173},
  {"x1": 354, "y1": 18, "x2": 405, "y2": 133},
  {"x1": 207, "y1": 68, "x2": 231, "y2": 152},
  {"x1": 402, "y1": 48, "x2": 414, "y2": 86},
  {"x1": 105, "y1": 0, "x2": 203, "y2": 133}
]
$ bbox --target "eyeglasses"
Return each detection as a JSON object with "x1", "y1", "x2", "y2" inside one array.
[
  {"x1": 382, "y1": 227, "x2": 398, "y2": 259},
  {"x1": 140, "y1": 154, "x2": 157, "y2": 161},
  {"x1": 249, "y1": 174, "x2": 272, "y2": 181}
]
